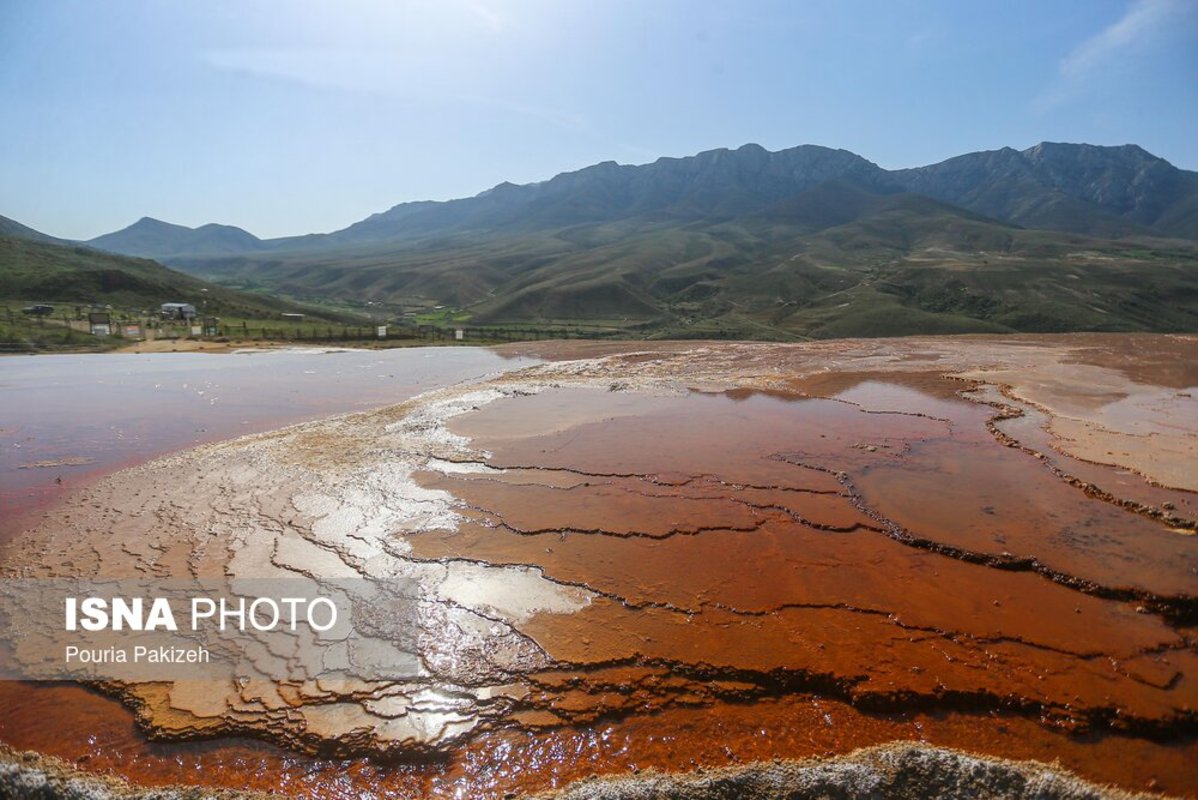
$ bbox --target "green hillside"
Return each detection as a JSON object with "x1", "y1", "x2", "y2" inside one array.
[
  {"x1": 0, "y1": 235, "x2": 370, "y2": 350},
  {"x1": 0, "y1": 214, "x2": 71, "y2": 245},
  {"x1": 54, "y1": 141, "x2": 1198, "y2": 342},
  {"x1": 0, "y1": 235, "x2": 357, "y2": 318},
  {"x1": 168, "y1": 187, "x2": 1198, "y2": 340}
]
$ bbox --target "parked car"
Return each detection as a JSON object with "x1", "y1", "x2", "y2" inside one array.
[{"x1": 160, "y1": 302, "x2": 197, "y2": 320}]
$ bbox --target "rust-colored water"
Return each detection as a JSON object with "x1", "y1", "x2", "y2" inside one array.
[
  {"x1": 1, "y1": 682, "x2": 1194, "y2": 797},
  {"x1": 2, "y1": 348, "x2": 1196, "y2": 797}
]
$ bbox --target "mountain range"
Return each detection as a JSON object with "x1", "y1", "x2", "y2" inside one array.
[
  {"x1": 87, "y1": 142, "x2": 1198, "y2": 257},
  {"x1": 11, "y1": 141, "x2": 1198, "y2": 339}
]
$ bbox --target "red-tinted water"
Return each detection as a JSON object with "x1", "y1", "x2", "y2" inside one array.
[
  {"x1": 2, "y1": 344, "x2": 1195, "y2": 798},
  {"x1": 0, "y1": 348, "x2": 530, "y2": 539}
]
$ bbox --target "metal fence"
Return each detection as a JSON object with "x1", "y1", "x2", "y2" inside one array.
[{"x1": 1, "y1": 307, "x2": 629, "y2": 353}]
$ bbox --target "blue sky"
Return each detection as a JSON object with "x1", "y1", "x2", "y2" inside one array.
[{"x1": 1, "y1": 0, "x2": 1195, "y2": 240}]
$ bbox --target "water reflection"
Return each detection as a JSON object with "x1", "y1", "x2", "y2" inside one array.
[{"x1": 0, "y1": 347, "x2": 535, "y2": 536}]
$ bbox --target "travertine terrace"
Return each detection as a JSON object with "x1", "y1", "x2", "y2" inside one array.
[{"x1": 1, "y1": 334, "x2": 1195, "y2": 798}]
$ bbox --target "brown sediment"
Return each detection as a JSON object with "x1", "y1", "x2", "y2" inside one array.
[
  {"x1": 968, "y1": 383, "x2": 1198, "y2": 531},
  {"x1": 436, "y1": 385, "x2": 1195, "y2": 605},
  {"x1": 1, "y1": 683, "x2": 1194, "y2": 797},
  {"x1": 406, "y1": 388, "x2": 1193, "y2": 740},
  {"x1": 1, "y1": 334, "x2": 1196, "y2": 798}
]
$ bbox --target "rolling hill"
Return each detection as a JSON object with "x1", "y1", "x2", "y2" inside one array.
[
  {"x1": 88, "y1": 217, "x2": 266, "y2": 260},
  {"x1": 0, "y1": 223, "x2": 356, "y2": 324},
  {"x1": 0, "y1": 214, "x2": 72, "y2": 246}
]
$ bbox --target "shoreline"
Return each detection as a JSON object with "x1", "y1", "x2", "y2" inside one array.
[{"x1": 1, "y1": 328, "x2": 1195, "y2": 358}]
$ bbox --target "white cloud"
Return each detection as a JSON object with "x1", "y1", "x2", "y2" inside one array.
[
  {"x1": 205, "y1": 49, "x2": 395, "y2": 95},
  {"x1": 1060, "y1": 0, "x2": 1182, "y2": 79},
  {"x1": 464, "y1": 2, "x2": 504, "y2": 33},
  {"x1": 203, "y1": 47, "x2": 589, "y2": 134},
  {"x1": 905, "y1": 27, "x2": 937, "y2": 51},
  {"x1": 1035, "y1": 0, "x2": 1191, "y2": 111}
]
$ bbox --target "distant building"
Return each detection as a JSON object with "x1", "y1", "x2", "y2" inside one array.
[
  {"x1": 160, "y1": 302, "x2": 197, "y2": 320},
  {"x1": 88, "y1": 311, "x2": 112, "y2": 336},
  {"x1": 280, "y1": 313, "x2": 305, "y2": 321}
]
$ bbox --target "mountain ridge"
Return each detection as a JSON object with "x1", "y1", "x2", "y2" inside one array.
[
  {"x1": 10, "y1": 141, "x2": 1197, "y2": 341},
  {"x1": 81, "y1": 141, "x2": 1198, "y2": 260}
]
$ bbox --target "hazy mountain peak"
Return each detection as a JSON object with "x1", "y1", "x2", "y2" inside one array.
[
  {"x1": 86, "y1": 140, "x2": 1198, "y2": 259},
  {"x1": 89, "y1": 216, "x2": 262, "y2": 259},
  {"x1": 890, "y1": 141, "x2": 1198, "y2": 236},
  {"x1": 131, "y1": 216, "x2": 188, "y2": 231},
  {"x1": 1021, "y1": 141, "x2": 1163, "y2": 166}
]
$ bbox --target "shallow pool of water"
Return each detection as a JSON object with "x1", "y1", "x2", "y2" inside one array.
[{"x1": 0, "y1": 347, "x2": 534, "y2": 537}]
